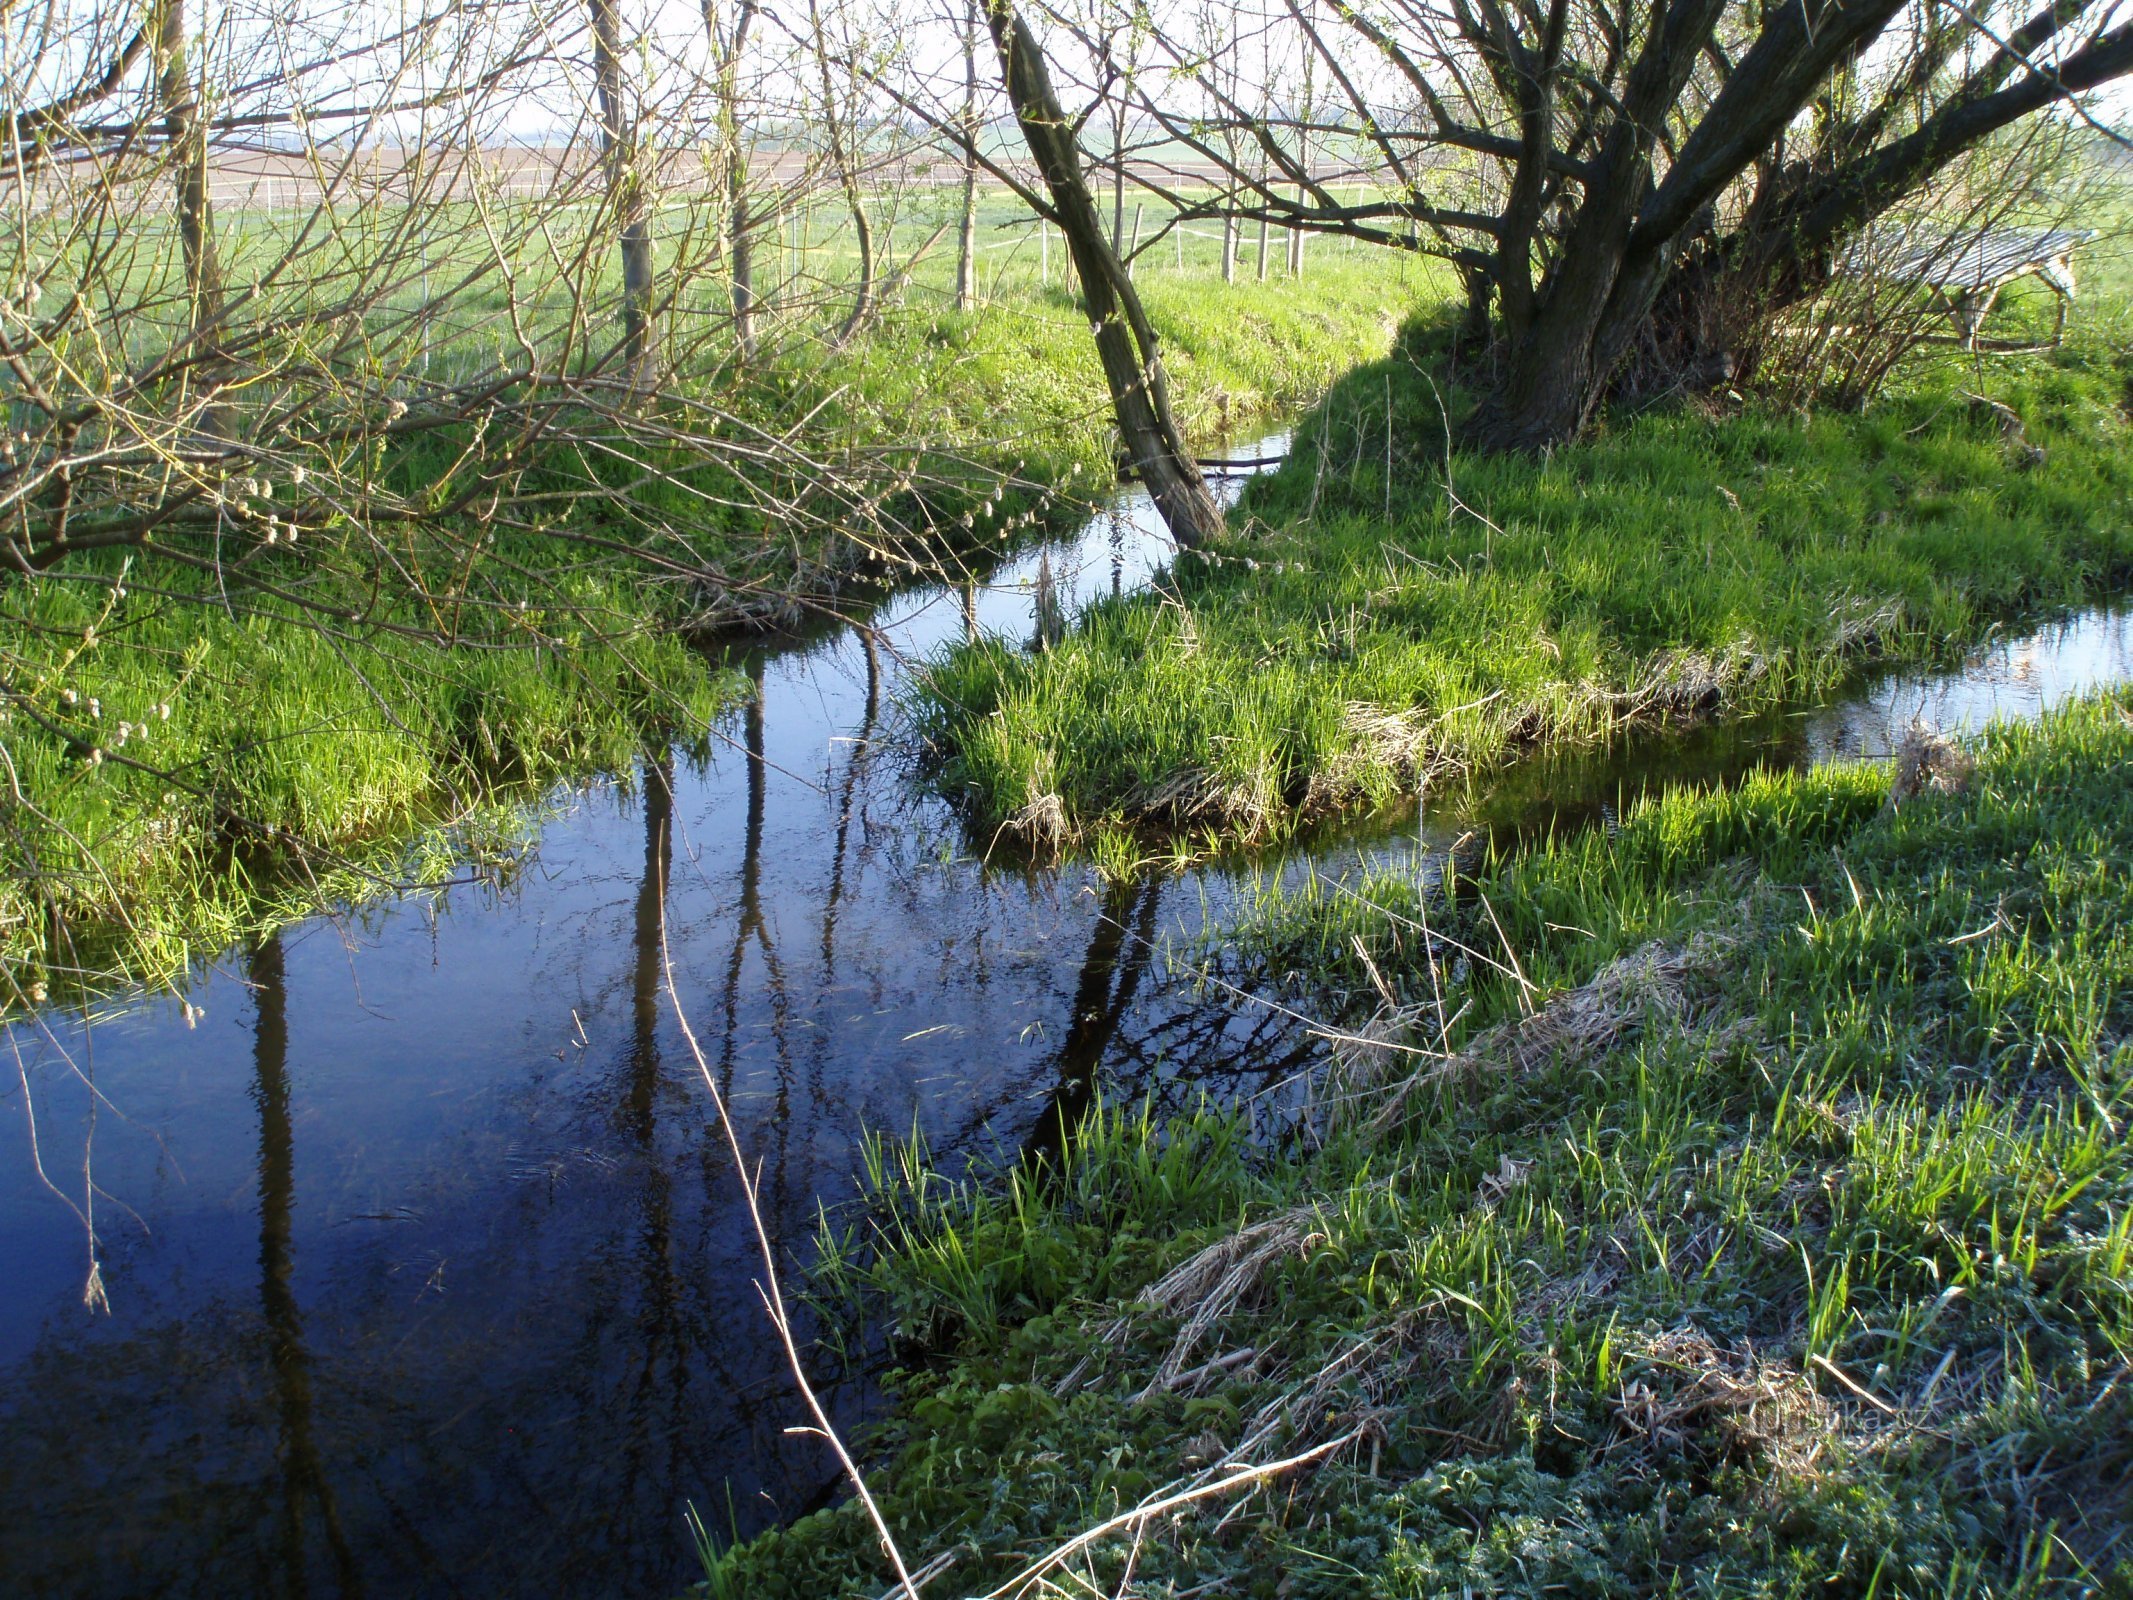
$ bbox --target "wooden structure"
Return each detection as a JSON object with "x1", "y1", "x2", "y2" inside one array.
[{"x1": 1846, "y1": 226, "x2": 2096, "y2": 346}]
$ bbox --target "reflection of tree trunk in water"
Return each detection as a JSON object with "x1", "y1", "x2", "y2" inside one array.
[
  {"x1": 617, "y1": 751, "x2": 685, "y2": 1517},
  {"x1": 717, "y1": 661, "x2": 795, "y2": 1220},
  {"x1": 819, "y1": 632, "x2": 879, "y2": 982},
  {"x1": 1020, "y1": 874, "x2": 1163, "y2": 1178},
  {"x1": 627, "y1": 754, "x2": 675, "y2": 1140},
  {"x1": 248, "y1": 934, "x2": 360, "y2": 1598}
]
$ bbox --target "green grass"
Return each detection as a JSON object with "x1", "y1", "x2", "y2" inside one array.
[
  {"x1": 906, "y1": 308, "x2": 2133, "y2": 856},
  {"x1": 0, "y1": 552, "x2": 737, "y2": 1002},
  {"x1": 724, "y1": 688, "x2": 2133, "y2": 1598},
  {"x1": 0, "y1": 248, "x2": 1410, "y2": 1002}
]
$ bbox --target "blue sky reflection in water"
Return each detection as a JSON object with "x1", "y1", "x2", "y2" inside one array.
[{"x1": 1, "y1": 435, "x2": 2128, "y2": 1597}]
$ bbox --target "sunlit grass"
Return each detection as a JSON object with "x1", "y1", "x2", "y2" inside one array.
[
  {"x1": 1, "y1": 243, "x2": 1411, "y2": 1000},
  {"x1": 734, "y1": 688, "x2": 2133, "y2": 1598},
  {"x1": 909, "y1": 314, "x2": 2133, "y2": 850}
]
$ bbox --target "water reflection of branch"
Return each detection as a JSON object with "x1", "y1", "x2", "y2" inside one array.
[
  {"x1": 248, "y1": 932, "x2": 360, "y2": 1595},
  {"x1": 6, "y1": 1023, "x2": 109, "y2": 1310}
]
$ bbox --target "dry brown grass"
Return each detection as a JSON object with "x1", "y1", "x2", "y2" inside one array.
[
  {"x1": 1888, "y1": 725, "x2": 1977, "y2": 809},
  {"x1": 1826, "y1": 594, "x2": 1911, "y2": 657},
  {"x1": 1372, "y1": 936, "x2": 1727, "y2": 1130},
  {"x1": 1130, "y1": 1203, "x2": 1328, "y2": 1401},
  {"x1": 1610, "y1": 1325, "x2": 1835, "y2": 1475},
  {"x1": 1123, "y1": 766, "x2": 1279, "y2": 838}
]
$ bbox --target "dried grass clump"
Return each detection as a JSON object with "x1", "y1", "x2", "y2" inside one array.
[
  {"x1": 1827, "y1": 594, "x2": 1908, "y2": 657},
  {"x1": 1887, "y1": 725, "x2": 1975, "y2": 810},
  {"x1": 1612, "y1": 1325, "x2": 1833, "y2": 1473},
  {"x1": 1606, "y1": 641, "x2": 1773, "y2": 722},
  {"x1": 1342, "y1": 701, "x2": 1431, "y2": 773},
  {"x1": 1963, "y1": 390, "x2": 2048, "y2": 468},
  {"x1": 1324, "y1": 1002, "x2": 1433, "y2": 1102},
  {"x1": 1375, "y1": 936, "x2": 1725, "y2": 1129},
  {"x1": 1131, "y1": 1203, "x2": 1326, "y2": 1400},
  {"x1": 1008, "y1": 789, "x2": 1069, "y2": 850},
  {"x1": 1126, "y1": 766, "x2": 1277, "y2": 838},
  {"x1": 1303, "y1": 701, "x2": 1472, "y2": 816}
]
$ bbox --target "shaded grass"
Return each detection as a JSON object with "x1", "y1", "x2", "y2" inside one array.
[
  {"x1": 726, "y1": 688, "x2": 2133, "y2": 1598},
  {"x1": 908, "y1": 314, "x2": 2133, "y2": 854}
]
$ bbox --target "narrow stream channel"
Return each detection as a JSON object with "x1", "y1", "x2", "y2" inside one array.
[{"x1": 2, "y1": 437, "x2": 2128, "y2": 1599}]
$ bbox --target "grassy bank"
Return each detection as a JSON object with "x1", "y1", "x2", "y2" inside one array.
[
  {"x1": 705, "y1": 253, "x2": 1420, "y2": 620},
  {"x1": 909, "y1": 310, "x2": 2133, "y2": 856},
  {"x1": 0, "y1": 256, "x2": 1409, "y2": 1001},
  {"x1": 724, "y1": 688, "x2": 2133, "y2": 1597}
]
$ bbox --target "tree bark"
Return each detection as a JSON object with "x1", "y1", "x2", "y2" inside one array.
[
  {"x1": 956, "y1": 0, "x2": 980, "y2": 311},
  {"x1": 810, "y1": 0, "x2": 877, "y2": 347},
  {"x1": 708, "y1": 0, "x2": 759, "y2": 363},
  {"x1": 986, "y1": 2, "x2": 1223, "y2": 548},
  {"x1": 1462, "y1": 0, "x2": 1909, "y2": 449},
  {"x1": 154, "y1": 0, "x2": 229, "y2": 436},
  {"x1": 591, "y1": 0, "x2": 655, "y2": 390}
]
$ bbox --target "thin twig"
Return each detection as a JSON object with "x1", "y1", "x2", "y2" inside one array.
[
  {"x1": 658, "y1": 900, "x2": 923, "y2": 1600},
  {"x1": 977, "y1": 1431, "x2": 1361, "y2": 1600}
]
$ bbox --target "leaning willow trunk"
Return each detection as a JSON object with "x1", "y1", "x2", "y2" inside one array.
[{"x1": 984, "y1": 3, "x2": 1223, "y2": 548}]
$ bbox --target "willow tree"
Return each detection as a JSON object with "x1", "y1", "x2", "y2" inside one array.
[
  {"x1": 1099, "y1": 0, "x2": 2133, "y2": 448},
  {"x1": 985, "y1": 1, "x2": 1225, "y2": 546}
]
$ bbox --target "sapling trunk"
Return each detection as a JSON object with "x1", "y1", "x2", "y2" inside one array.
[
  {"x1": 154, "y1": 0, "x2": 230, "y2": 436},
  {"x1": 591, "y1": 0, "x2": 656, "y2": 390},
  {"x1": 955, "y1": 0, "x2": 980, "y2": 311}
]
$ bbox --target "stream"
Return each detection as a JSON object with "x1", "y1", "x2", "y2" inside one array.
[{"x1": 2, "y1": 434, "x2": 2128, "y2": 1599}]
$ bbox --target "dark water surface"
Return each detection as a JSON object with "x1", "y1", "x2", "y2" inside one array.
[{"x1": 3, "y1": 439, "x2": 2128, "y2": 1598}]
